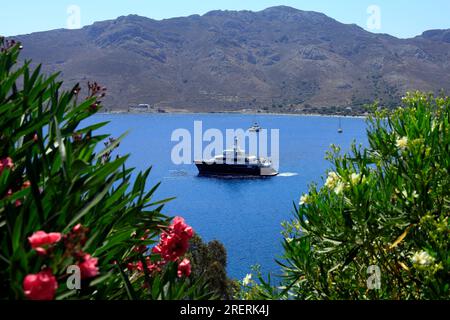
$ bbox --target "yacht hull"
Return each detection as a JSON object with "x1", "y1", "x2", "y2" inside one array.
[{"x1": 195, "y1": 161, "x2": 278, "y2": 176}]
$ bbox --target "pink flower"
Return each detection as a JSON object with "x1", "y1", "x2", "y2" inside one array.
[
  {"x1": 72, "y1": 223, "x2": 82, "y2": 232},
  {"x1": 145, "y1": 257, "x2": 163, "y2": 273},
  {"x1": 177, "y1": 258, "x2": 191, "y2": 278},
  {"x1": 22, "y1": 181, "x2": 31, "y2": 188},
  {"x1": 152, "y1": 217, "x2": 194, "y2": 262},
  {"x1": 135, "y1": 261, "x2": 144, "y2": 272},
  {"x1": 23, "y1": 269, "x2": 58, "y2": 300},
  {"x1": 146, "y1": 261, "x2": 159, "y2": 273},
  {"x1": 0, "y1": 157, "x2": 14, "y2": 176},
  {"x1": 28, "y1": 231, "x2": 62, "y2": 249},
  {"x1": 126, "y1": 262, "x2": 137, "y2": 271},
  {"x1": 35, "y1": 247, "x2": 48, "y2": 256},
  {"x1": 152, "y1": 233, "x2": 189, "y2": 262},
  {"x1": 127, "y1": 258, "x2": 162, "y2": 274},
  {"x1": 171, "y1": 216, "x2": 194, "y2": 240},
  {"x1": 79, "y1": 254, "x2": 99, "y2": 279}
]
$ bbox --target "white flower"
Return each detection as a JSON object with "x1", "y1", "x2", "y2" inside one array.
[
  {"x1": 431, "y1": 121, "x2": 437, "y2": 132},
  {"x1": 334, "y1": 181, "x2": 346, "y2": 195},
  {"x1": 325, "y1": 172, "x2": 340, "y2": 189},
  {"x1": 242, "y1": 274, "x2": 252, "y2": 286},
  {"x1": 396, "y1": 136, "x2": 408, "y2": 150},
  {"x1": 286, "y1": 237, "x2": 293, "y2": 244},
  {"x1": 350, "y1": 173, "x2": 361, "y2": 185},
  {"x1": 402, "y1": 190, "x2": 419, "y2": 199},
  {"x1": 411, "y1": 251, "x2": 435, "y2": 267},
  {"x1": 299, "y1": 194, "x2": 310, "y2": 206}
]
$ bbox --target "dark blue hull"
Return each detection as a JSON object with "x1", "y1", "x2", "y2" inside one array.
[{"x1": 195, "y1": 162, "x2": 277, "y2": 176}]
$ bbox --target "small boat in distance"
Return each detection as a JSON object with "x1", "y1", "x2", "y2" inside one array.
[
  {"x1": 195, "y1": 137, "x2": 278, "y2": 177},
  {"x1": 249, "y1": 122, "x2": 262, "y2": 132},
  {"x1": 338, "y1": 117, "x2": 343, "y2": 134}
]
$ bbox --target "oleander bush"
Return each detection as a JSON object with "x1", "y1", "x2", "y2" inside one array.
[
  {"x1": 245, "y1": 92, "x2": 450, "y2": 300},
  {"x1": 0, "y1": 39, "x2": 213, "y2": 300}
]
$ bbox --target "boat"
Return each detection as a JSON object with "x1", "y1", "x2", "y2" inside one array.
[
  {"x1": 194, "y1": 137, "x2": 278, "y2": 177},
  {"x1": 338, "y1": 117, "x2": 343, "y2": 133},
  {"x1": 249, "y1": 122, "x2": 262, "y2": 132}
]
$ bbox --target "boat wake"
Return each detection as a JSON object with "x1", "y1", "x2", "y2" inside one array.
[
  {"x1": 164, "y1": 170, "x2": 190, "y2": 180},
  {"x1": 169, "y1": 169, "x2": 189, "y2": 176},
  {"x1": 277, "y1": 172, "x2": 299, "y2": 177}
]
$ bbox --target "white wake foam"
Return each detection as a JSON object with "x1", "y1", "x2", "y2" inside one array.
[{"x1": 277, "y1": 172, "x2": 299, "y2": 177}]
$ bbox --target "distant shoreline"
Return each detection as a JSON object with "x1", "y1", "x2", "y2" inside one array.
[{"x1": 99, "y1": 110, "x2": 368, "y2": 119}]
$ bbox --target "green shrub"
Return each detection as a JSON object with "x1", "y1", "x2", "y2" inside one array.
[
  {"x1": 188, "y1": 234, "x2": 236, "y2": 299},
  {"x1": 0, "y1": 39, "x2": 212, "y2": 300},
  {"x1": 250, "y1": 92, "x2": 449, "y2": 300}
]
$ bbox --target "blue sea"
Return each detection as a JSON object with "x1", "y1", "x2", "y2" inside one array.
[{"x1": 86, "y1": 113, "x2": 367, "y2": 280}]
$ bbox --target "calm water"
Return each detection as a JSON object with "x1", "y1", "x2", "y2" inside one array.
[{"x1": 86, "y1": 113, "x2": 367, "y2": 280}]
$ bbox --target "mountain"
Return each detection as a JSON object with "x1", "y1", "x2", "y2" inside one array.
[{"x1": 12, "y1": 6, "x2": 450, "y2": 114}]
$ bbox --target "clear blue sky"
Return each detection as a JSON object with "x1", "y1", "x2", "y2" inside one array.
[{"x1": 1, "y1": 0, "x2": 450, "y2": 38}]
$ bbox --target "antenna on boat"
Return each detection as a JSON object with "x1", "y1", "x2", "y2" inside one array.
[
  {"x1": 338, "y1": 117, "x2": 343, "y2": 134},
  {"x1": 233, "y1": 136, "x2": 240, "y2": 160}
]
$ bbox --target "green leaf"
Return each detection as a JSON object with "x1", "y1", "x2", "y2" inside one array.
[
  {"x1": 116, "y1": 263, "x2": 138, "y2": 300},
  {"x1": 65, "y1": 172, "x2": 118, "y2": 231}
]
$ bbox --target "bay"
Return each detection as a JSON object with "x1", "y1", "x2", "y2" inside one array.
[{"x1": 85, "y1": 113, "x2": 367, "y2": 280}]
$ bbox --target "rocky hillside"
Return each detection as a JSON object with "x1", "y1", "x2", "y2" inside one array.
[{"x1": 13, "y1": 6, "x2": 450, "y2": 114}]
